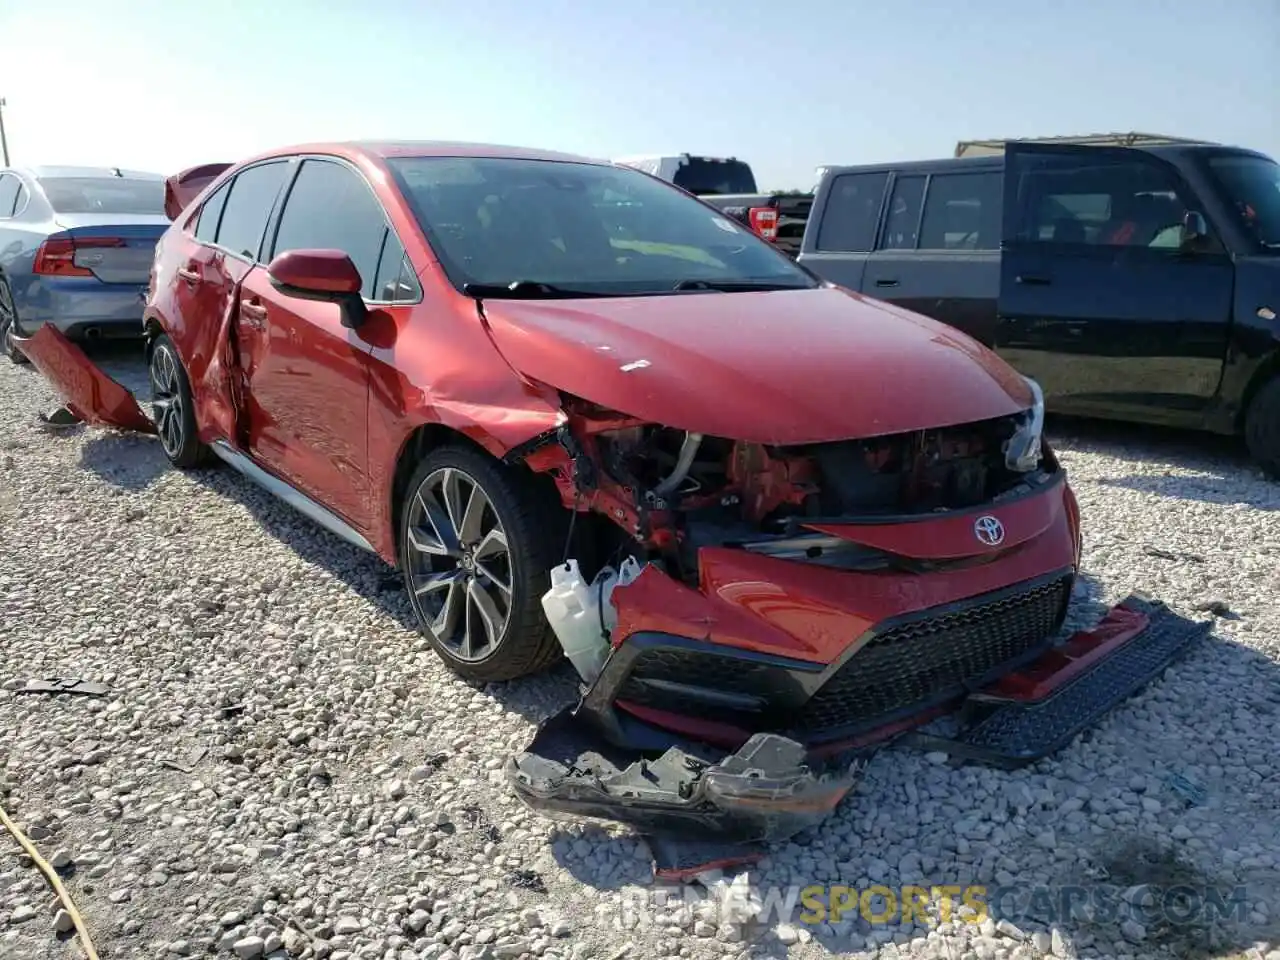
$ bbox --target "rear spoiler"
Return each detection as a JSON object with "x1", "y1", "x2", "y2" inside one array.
[{"x1": 163, "y1": 163, "x2": 233, "y2": 221}]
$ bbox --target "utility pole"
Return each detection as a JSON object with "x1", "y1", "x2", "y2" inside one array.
[{"x1": 0, "y1": 98, "x2": 9, "y2": 166}]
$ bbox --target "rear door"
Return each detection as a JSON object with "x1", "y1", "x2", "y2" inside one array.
[
  {"x1": 995, "y1": 143, "x2": 1234, "y2": 421},
  {"x1": 167, "y1": 159, "x2": 292, "y2": 444},
  {"x1": 860, "y1": 168, "x2": 1003, "y2": 345},
  {"x1": 796, "y1": 170, "x2": 889, "y2": 291}
]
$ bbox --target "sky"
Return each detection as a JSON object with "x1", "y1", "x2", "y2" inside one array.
[{"x1": 1, "y1": 0, "x2": 1276, "y2": 190}]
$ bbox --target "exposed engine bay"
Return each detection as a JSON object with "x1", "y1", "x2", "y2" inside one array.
[{"x1": 515, "y1": 382, "x2": 1052, "y2": 587}]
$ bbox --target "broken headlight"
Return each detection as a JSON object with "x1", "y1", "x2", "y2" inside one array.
[{"x1": 1004, "y1": 376, "x2": 1045, "y2": 473}]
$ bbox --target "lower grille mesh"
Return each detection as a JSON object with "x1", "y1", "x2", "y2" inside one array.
[{"x1": 798, "y1": 576, "x2": 1072, "y2": 734}]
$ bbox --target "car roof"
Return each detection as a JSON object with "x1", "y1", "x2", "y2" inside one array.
[
  {"x1": 16, "y1": 165, "x2": 165, "y2": 180},
  {"x1": 242, "y1": 140, "x2": 611, "y2": 167}
]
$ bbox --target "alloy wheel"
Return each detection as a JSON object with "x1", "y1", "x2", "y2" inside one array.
[
  {"x1": 404, "y1": 467, "x2": 513, "y2": 662},
  {"x1": 149, "y1": 345, "x2": 185, "y2": 457},
  {"x1": 0, "y1": 282, "x2": 22, "y2": 361}
]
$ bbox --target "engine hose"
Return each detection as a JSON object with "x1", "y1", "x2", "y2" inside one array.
[{"x1": 0, "y1": 800, "x2": 100, "y2": 960}]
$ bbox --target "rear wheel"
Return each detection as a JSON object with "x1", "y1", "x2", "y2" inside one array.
[
  {"x1": 149, "y1": 334, "x2": 212, "y2": 468},
  {"x1": 1244, "y1": 375, "x2": 1280, "y2": 480},
  {"x1": 399, "y1": 445, "x2": 564, "y2": 682},
  {"x1": 0, "y1": 278, "x2": 31, "y2": 365}
]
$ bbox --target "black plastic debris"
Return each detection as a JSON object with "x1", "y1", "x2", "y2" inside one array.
[{"x1": 17, "y1": 678, "x2": 110, "y2": 698}]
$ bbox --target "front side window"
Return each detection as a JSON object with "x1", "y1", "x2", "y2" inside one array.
[
  {"x1": 919, "y1": 172, "x2": 1001, "y2": 250},
  {"x1": 214, "y1": 161, "x2": 290, "y2": 261},
  {"x1": 388, "y1": 156, "x2": 816, "y2": 296},
  {"x1": 1205, "y1": 153, "x2": 1280, "y2": 251},
  {"x1": 37, "y1": 177, "x2": 164, "y2": 215},
  {"x1": 271, "y1": 159, "x2": 389, "y2": 299},
  {"x1": 1014, "y1": 153, "x2": 1190, "y2": 249},
  {"x1": 814, "y1": 172, "x2": 889, "y2": 253}
]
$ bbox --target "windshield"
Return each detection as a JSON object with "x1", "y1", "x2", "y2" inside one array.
[
  {"x1": 671, "y1": 158, "x2": 757, "y2": 195},
  {"x1": 388, "y1": 157, "x2": 815, "y2": 297},
  {"x1": 1205, "y1": 154, "x2": 1280, "y2": 250},
  {"x1": 38, "y1": 176, "x2": 165, "y2": 215}
]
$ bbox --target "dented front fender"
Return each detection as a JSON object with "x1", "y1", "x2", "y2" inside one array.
[{"x1": 13, "y1": 326, "x2": 155, "y2": 434}]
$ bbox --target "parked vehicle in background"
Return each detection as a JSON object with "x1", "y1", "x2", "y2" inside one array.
[
  {"x1": 614, "y1": 153, "x2": 812, "y2": 256},
  {"x1": 797, "y1": 139, "x2": 1280, "y2": 477},
  {"x1": 0, "y1": 165, "x2": 168, "y2": 363}
]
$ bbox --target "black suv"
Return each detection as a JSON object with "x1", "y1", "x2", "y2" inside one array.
[{"x1": 797, "y1": 141, "x2": 1280, "y2": 476}]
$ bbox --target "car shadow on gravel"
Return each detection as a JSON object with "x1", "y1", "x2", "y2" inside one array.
[
  {"x1": 183, "y1": 462, "x2": 582, "y2": 723},
  {"x1": 79, "y1": 432, "x2": 170, "y2": 490}
]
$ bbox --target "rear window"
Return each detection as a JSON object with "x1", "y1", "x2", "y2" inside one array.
[
  {"x1": 38, "y1": 177, "x2": 164, "y2": 215},
  {"x1": 815, "y1": 172, "x2": 889, "y2": 252},
  {"x1": 671, "y1": 158, "x2": 757, "y2": 196}
]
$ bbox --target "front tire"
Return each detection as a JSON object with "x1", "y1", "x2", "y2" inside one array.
[
  {"x1": 1244, "y1": 376, "x2": 1280, "y2": 480},
  {"x1": 0, "y1": 278, "x2": 31, "y2": 365},
  {"x1": 399, "y1": 445, "x2": 564, "y2": 682},
  {"x1": 149, "y1": 334, "x2": 212, "y2": 468}
]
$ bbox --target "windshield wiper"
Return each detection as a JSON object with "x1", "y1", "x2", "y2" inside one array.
[
  {"x1": 672, "y1": 279, "x2": 813, "y2": 293},
  {"x1": 461, "y1": 280, "x2": 615, "y2": 300}
]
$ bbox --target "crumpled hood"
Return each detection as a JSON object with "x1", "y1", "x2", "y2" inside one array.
[{"x1": 481, "y1": 285, "x2": 1033, "y2": 443}]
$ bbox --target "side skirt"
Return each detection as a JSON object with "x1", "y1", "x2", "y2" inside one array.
[{"x1": 209, "y1": 440, "x2": 376, "y2": 554}]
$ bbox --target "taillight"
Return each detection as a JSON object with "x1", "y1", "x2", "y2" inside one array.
[
  {"x1": 33, "y1": 235, "x2": 125, "y2": 277},
  {"x1": 747, "y1": 207, "x2": 778, "y2": 241}
]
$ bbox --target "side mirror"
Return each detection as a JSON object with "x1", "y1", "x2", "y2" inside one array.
[
  {"x1": 1179, "y1": 210, "x2": 1209, "y2": 249},
  {"x1": 267, "y1": 249, "x2": 368, "y2": 329}
]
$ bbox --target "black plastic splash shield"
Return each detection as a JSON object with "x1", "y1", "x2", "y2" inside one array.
[
  {"x1": 903, "y1": 596, "x2": 1212, "y2": 769},
  {"x1": 506, "y1": 708, "x2": 866, "y2": 843}
]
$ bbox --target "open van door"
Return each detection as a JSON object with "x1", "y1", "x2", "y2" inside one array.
[{"x1": 994, "y1": 141, "x2": 1233, "y2": 422}]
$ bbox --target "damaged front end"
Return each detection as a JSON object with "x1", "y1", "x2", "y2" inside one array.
[{"x1": 505, "y1": 385, "x2": 1205, "y2": 842}]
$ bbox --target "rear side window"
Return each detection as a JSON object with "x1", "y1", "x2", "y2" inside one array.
[
  {"x1": 0, "y1": 175, "x2": 19, "y2": 218},
  {"x1": 815, "y1": 172, "x2": 888, "y2": 252},
  {"x1": 194, "y1": 182, "x2": 230, "y2": 244},
  {"x1": 919, "y1": 172, "x2": 1001, "y2": 250},
  {"x1": 37, "y1": 177, "x2": 164, "y2": 215},
  {"x1": 215, "y1": 161, "x2": 290, "y2": 260},
  {"x1": 879, "y1": 175, "x2": 925, "y2": 250},
  {"x1": 271, "y1": 159, "x2": 390, "y2": 299}
]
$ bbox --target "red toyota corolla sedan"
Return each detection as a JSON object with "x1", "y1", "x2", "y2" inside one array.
[{"x1": 17, "y1": 142, "x2": 1101, "y2": 766}]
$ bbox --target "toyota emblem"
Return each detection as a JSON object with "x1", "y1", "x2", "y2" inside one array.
[{"x1": 974, "y1": 515, "x2": 1005, "y2": 547}]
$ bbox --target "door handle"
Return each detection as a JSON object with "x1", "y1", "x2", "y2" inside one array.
[
  {"x1": 874, "y1": 278, "x2": 900, "y2": 288},
  {"x1": 240, "y1": 300, "x2": 267, "y2": 328},
  {"x1": 1015, "y1": 275, "x2": 1051, "y2": 286},
  {"x1": 176, "y1": 265, "x2": 200, "y2": 283}
]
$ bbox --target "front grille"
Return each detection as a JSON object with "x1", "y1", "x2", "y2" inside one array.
[{"x1": 797, "y1": 575, "x2": 1072, "y2": 735}]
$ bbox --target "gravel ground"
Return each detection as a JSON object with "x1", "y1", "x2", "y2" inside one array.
[{"x1": 2, "y1": 343, "x2": 1279, "y2": 960}]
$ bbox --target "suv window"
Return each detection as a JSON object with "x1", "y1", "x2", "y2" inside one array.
[
  {"x1": 919, "y1": 172, "x2": 1001, "y2": 250},
  {"x1": 215, "y1": 161, "x2": 290, "y2": 260},
  {"x1": 1014, "y1": 153, "x2": 1190, "y2": 249},
  {"x1": 0, "y1": 175, "x2": 18, "y2": 218},
  {"x1": 271, "y1": 159, "x2": 389, "y2": 299},
  {"x1": 194, "y1": 181, "x2": 230, "y2": 244},
  {"x1": 879, "y1": 175, "x2": 925, "y2": 250},
  {"x1": 815, "y1": 172, "x2": 889, "y2": 252}
]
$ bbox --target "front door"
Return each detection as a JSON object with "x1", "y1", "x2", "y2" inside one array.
[
  {"x1": 240, "y1": 156, "x2": 411, "y2": 531},
  {"x1": 995, "y1": 142, "x2": 1234, "y2": 424}
]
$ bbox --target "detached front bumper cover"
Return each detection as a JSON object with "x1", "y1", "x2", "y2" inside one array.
[
  {"x1": 508, "y1": 595, "x2": 1211, "y2": 841},
  {"x1": 507, "y1": 711, "x2": 866, "y2": 844}
]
